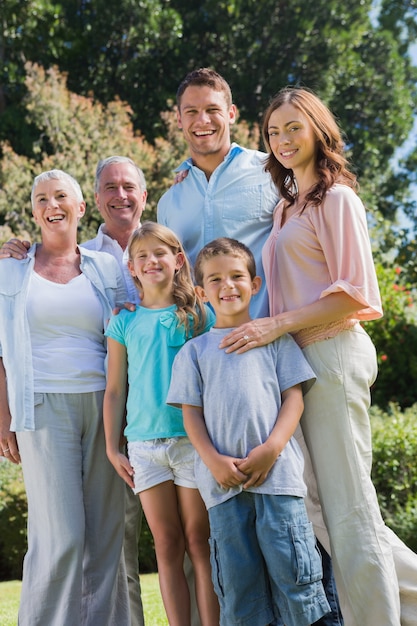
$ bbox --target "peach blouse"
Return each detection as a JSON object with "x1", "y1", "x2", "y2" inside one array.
[{"x1": 262, "y1": 184, "x2": 383, "y2": 348}]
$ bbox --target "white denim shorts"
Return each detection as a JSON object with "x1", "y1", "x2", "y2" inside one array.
[{"x1": 128, "y1": 436, "x2": 197, "y2": 494}]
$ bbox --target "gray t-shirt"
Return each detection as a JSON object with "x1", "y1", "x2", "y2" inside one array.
[{"x1": 167, "y1": 327, "x2": 316, "y2": 509}]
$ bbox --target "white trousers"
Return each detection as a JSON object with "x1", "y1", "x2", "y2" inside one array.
[
  {"x1": 299, "y1": 324, "x2": 417, "y2": 626},
  {"x1": 17, "y1": 391, "x2": 129, "y2": 626}
]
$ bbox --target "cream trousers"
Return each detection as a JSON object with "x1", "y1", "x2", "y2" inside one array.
[{"x1": 297, "y1": 324, "x2": 417, "y2": 626}]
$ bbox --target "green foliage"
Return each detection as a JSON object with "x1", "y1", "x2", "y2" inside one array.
[
  {"x1": 370, "y1": 403, "x2": 417, "y2": 552},
  {"x1": 0, "y1": 62, "x2": 157, "y2": 242},
  {"x1": 0, "y1": 580, "x2": 22, "y2": 626},
  {"x1": 0, "y1": 462, "x2": 27, "y2": 581},
  {"x1": 0, "y1": 0, "x2": 67, "y2": 150},
  {"x1": 138, "y1": 516, "x2": 157, "y2": 574},
  {"x1": 365, "y1": 263, "x2": 417, "y2": 408},
  {"x1": 0, "y1": 63, "x2": 260, "y2": 245},
  {"x1": 60, "y1": 0, "x2": 183, "y2": 141}
]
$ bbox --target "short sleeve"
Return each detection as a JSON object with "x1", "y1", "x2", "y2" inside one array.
[
  {"x1": 166, "y1": 341, "x2": 204, "y2": 408},
  {"x1": 275, "y1": 334, "x2": 316, "y2": 394},
  {"x1": 105, "y1": 309, "x2": 130, "y2": 346},
  {"x1": 314, "y1": 186, "x2": 382, "y2": 319}
]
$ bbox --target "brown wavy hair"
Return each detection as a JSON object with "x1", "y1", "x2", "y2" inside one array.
[
  {"x1": 128, "y1": 222, "x2": 207, "y2": 336},
  {"x1": 262, "y1": 87, "x2": 357, "y2": 208}
]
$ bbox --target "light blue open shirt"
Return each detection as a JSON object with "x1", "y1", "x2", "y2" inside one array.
[
  {"x1": 0, "y1": 244, "x2": 127, "y2": 432},
  {"x1": 157, "y1": 143, "x2": 279, "y2": 318},
  {"x1": 83, "y1": 224, "x2": 139, "y2": 304}
]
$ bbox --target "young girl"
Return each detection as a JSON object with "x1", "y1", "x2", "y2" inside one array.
[{"x1": 103, "y1": 222, "x2": 219, "y2": 626}]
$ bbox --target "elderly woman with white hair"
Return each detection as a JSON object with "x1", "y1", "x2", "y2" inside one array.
[{"x1": 0, "y1": 170, "x2": 129, "y2": 625}]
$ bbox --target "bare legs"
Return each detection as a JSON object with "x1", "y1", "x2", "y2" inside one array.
[{"x1": 139, "y1": 481, "x2": 219, "y2": 626}]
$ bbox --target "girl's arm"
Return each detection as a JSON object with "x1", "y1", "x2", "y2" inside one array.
[
  {"x1": 219, "y1": 291, "x2": 362, "y2": 353},
  {"x1": 103, "y1": 337, "x2": 134, "y2": 488},
  {"x1": 183, "y1": 404, "x2": 247, "y2": 490},
  {"x1": 0, "y1": 358, "x2": 20, "y2": 464},
  {"x1": 236, "y1": 384, "x2": 304, "y2": 488}
]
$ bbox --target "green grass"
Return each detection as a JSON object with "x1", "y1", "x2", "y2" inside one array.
[
  {"x1": 0, "y1": 581, "x2": 20, "y2": 626},
  {"x1": 140, "y1": 573, "x2": 168, "y2": 625},
  {"x1": 0, "y1": 574, "x2": 168, "y2": 626}
]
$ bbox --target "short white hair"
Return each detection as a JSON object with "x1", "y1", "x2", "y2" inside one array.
[
  {"x1": 94, "y1": 156, "x2": 147, "y2": 194},
  {"x1": 31, "y1": 170, "x2": 84, "y2": 208}
]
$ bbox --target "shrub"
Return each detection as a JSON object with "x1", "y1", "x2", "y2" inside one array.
[
  {"x1": 0, "y1": 462, "x2": 27, "y2": 581},
  {"x1": 138, "y1": 516, "x2": 157, "y2": 573},
  {"x1": 365, "y1": 263, "x2": 417, "y2": 409},
  {"x1": 370, "y1": 403, "x2": 417, "y2": 552}
]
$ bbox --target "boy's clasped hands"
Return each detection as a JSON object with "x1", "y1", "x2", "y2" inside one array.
[{"x1": 208, "y1": 442, "x2": 279, "y2": 490}]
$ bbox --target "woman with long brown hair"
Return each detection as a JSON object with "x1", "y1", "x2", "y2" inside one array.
[{"x1": 220, "y1": 87, "x2": 417, "y2": 625}]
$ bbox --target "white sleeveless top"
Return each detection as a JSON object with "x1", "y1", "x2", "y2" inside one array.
[{"x1": 27, "y1": 271, "x2": 106, "y2": 392}]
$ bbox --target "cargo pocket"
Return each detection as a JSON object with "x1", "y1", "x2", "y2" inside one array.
[{"x1": 290, "y1": 521, "x2": 323, "y2": 584}]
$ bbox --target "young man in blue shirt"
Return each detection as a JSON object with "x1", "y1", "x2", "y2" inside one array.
[{"x1": 158, "y1": 67, "x2": 342, "y2": 626}]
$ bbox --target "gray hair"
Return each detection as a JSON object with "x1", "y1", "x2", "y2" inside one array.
[
  {"x1": 31, "y1": 169, "x2": 84, "y2": 208},
  {"x1": 94, "y1": 156, "x2": 147, "y2": 194}
]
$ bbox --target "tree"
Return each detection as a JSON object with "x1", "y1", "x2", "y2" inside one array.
[
  {"x1": 43, "y1": 0, "x2": 185, "y2": 141},
  {"x1": 0, "y1": 63, "x2": 158, "y2": 242},
  {"x1": 0, "y1": 62, "x2": 259, "y2": 243},
  {"x1": 0, "y1": 0, "x2": 67, "y2": 151}
]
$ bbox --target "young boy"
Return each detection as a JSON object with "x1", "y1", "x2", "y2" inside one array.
[{"x1": 167, "y1": 237, "x2": 330, "y2": 626}]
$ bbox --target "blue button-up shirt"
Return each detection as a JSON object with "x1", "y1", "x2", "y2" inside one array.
[
  {"x1": 157, "y1": 143, "x2": 279, "y2": 318},
  {"x1": 0, "y1": 245, "x2": 126, "y2": 431}
]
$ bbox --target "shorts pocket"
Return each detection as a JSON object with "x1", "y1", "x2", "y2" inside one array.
[{"x1": 290, "y1": 521, "x2": 323, "y2": 584}]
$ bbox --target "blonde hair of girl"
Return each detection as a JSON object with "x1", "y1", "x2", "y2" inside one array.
[{"x1": 128, "y1": 221, "x2": 207, "y2": 336}]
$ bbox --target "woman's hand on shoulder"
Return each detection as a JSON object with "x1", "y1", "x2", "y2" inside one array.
[
  {"x1": 218, "y1": 316, "x2": 282, "y2": 354},
  {"x1": 0, "y1": 239, "x2": 31, "y2": 260},
  {"x1": 112, "y1": 302, "x2": 136, "y2": 316},
  {"x1": 173, "y1": 170, "x2": 189, "y2": 185}
]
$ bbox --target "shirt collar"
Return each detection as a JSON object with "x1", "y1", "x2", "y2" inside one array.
[{"x1": 174, "y1": 143, "x2": 244, "y2": 173}]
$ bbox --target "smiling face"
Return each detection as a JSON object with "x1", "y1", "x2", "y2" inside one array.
[
  {"x1": 128, "y1": 235, "x2": 184, "y2": 298},
  {"x1": 177, "y1": 85, "x2": 237, "y2": 172},
  {"x1": 95, "y1": 161, "x2": 147, "y2": 239},
  {"x1": 267, "y1": 102, "x2": 318, "y2": 177},
  {"x1": 196, "y1": 253, "x2": 261, "y2": 327},
  {"x1": 32, "y1": 178, "x2": 85, "y2": 236}
]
